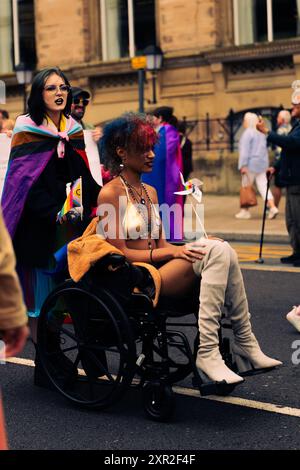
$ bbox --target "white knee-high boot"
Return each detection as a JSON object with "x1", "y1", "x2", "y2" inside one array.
[
  {"x1": 193, "y1": 239, "x2": 244, "y2": 385},
  {"x1": 224, "y1": 244, "x2": 282, "y2": 370}
]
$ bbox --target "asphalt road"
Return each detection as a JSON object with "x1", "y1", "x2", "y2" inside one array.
[{"x1": 1, "y1": 267, "x2": 300, "y2": 452}]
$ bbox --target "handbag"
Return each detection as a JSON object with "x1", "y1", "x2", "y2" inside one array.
[{"x1": 239, "y1": 175, "x2": 257, "y2": 208}]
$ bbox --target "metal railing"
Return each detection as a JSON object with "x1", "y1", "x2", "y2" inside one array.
[{"x1": 183, "y1": 107, "x2": 284, "y2": 153}]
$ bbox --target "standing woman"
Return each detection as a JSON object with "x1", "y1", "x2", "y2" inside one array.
[
  {"x1": 235, "y1": 112, "x2": 278, "y2": 220},
  {"x1": 142, "y1": 106, "x2": 183, "y2": 241},
  {"x1": 1, "y1": 68, "x2": 100, "y2": 353}
]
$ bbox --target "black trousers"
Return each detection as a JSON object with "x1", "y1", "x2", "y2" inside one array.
[{"x1": 286, "y1": 185, "x2": 300, "y2": 254}]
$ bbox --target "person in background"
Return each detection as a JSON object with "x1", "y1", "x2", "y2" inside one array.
[
  {"x1": 0, "y1": 118, "x2": 15, "y2": 138},
  {"x1": 286, "y1": 305, "x2": 300, "y2": 332},
  {"x1": 70, "y1": 87, "x2": 102, "y2": 142},
  {"x1": 0, "y1": 208, "x2": 29, "y2": 449},
  {"x1": 142, "y1": 106, "x2": 183, "y2": 241},
  {"x1": 235, "y1": 112, "x2": 278, "y2": 220},
  {"x1": 1, "y1": 68, "x2": 100, "y2": 386},
  {"x1": 178, "y1": 120, "x2": 193, "y2": 182},
  {"x1": 0, "y1": 110, "x2": 9, "y2": 132},
  {"x1": 268, "y1": 110, "x2": 292, "y2": 209},
  {"x1": 257, "y1": 81, "x2": 300, "y2": 267},
  {"x1": 71, "y1": 86, "x2": 110, "y2": 185}
]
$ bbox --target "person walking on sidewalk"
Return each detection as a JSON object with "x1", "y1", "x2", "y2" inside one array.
[
  {"x1": 269, "y1": 110, "x2": 292, "y2": 209},
  {"x1": 235, "y1": 112, "x2": 278, "y2": 220},
  {"x1": 0, "y1": 208, "x2": 29, "y2": 449},
  {"x1": 257, "y1": 81, "x2": 300, "y2": 267}
]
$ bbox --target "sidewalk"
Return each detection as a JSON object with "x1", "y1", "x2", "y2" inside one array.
[{"x1": 184, "y1": 194, "x2": 289, "y2": 243}]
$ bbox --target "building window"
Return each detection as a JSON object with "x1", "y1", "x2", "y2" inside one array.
[
  {"x1": 233, "y1": 0, "x2": 300, "y2": 46},
  {"x1": 0, "y1": 0, "x2": 13, "y2": 74},
  {"x1": 17, "y1": 0, "x2": 37, "y2": 68},
  {"x1": 100, "y1": 0, "x2": 156, "y2": 61},
  {"x1": 0, "y1": 0, "x2": 36, "y2": 76}
]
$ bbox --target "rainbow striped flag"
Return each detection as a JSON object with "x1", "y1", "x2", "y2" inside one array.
[{"x1": 57, "y1": 177, "x2": 83, "y2": 221}]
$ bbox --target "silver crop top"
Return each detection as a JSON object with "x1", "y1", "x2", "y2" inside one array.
[{"x1": 96, "y1": 180, "x2": 161, "y2": 240}]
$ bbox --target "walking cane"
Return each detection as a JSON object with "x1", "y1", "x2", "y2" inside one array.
[{"x1": 255, "y1": 172, "x2": 272, "y2": 264}]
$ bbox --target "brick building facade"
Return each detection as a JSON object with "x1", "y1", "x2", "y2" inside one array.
[{"x1": 1, "y1": 0, "x2": 300, "y2": 192}]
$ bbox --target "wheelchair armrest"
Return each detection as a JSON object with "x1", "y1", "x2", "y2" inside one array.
[{"x1": 92, "y1": 253, "x2": 127, "y2": 273}]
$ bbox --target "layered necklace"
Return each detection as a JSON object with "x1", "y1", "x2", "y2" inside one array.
[
  {"x1": 120, "y1": 174, "x2": 154, "y2": 248},
  {"x1": 120, "y1": 174, "x2": 153, "y2": 206}
]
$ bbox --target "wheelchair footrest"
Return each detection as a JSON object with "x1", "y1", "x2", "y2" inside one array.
[
  {"x1": 192, "y1": 369, "x2": 239, "y2": 396},
  {"x1": 192, "y1": 377, "x2": 235, "y2": 396}
]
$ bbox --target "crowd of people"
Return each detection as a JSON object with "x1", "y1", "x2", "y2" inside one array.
[{"x1": 1, "y1": 67, "x2": 300, "y2": 445}]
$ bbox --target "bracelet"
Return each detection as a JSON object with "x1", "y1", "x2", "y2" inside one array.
[{"x1": 150, "y1": 248, "x2": 154, "y2": 264}]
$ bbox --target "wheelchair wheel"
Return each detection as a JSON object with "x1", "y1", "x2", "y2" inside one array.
[
  {"x1": 142, "y1": 382, "x2": 175, "y2": 422},
  {"x1": 37, "y1": 281, "x2": 136, "y2": 410}
]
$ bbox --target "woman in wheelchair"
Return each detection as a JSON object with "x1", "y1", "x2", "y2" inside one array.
[{"x1": 97, "y1": 113, "x2": 282, "y2": 387}]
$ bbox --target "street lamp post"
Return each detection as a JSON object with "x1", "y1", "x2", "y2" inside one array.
[
  {"x1": 144, "y1": 45, "x2": 163, "y2": 105},
  {"x1": 15, "y1": 63, "x2": 33, "y2": 113}
]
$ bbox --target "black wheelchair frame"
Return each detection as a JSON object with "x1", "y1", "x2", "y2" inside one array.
[{"x1": 36, "y1": 254, "x2": 239, "y2": 421}]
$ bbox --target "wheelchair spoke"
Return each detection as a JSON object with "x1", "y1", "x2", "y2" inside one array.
[
  {"x1": 86, "y1": 344, "x2": 123, "y2": 355},
  {"x1": 83, "y1": 348, "x2": 116, "y2": 383},
  {"x1": 38, "y1": 286, "x2": 136, "y2": 408},
  {"x1": 61, "y1": 345, "x2": 78, "y2": 354}
]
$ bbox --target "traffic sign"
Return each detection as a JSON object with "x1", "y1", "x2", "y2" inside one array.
[{"x1": 131, "y1": 56, "x2": 146, "y2": 70}]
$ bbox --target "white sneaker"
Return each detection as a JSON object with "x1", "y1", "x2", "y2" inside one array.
[
  {"x1": 235, "y1": 209, "x2": 251, "y2": 219},
  {"x1": 267, "y1": 207, "x2": 279, "y2": 220},
  {"x1": 286, "y1": 305, "x2": 300, "y2": 332}
]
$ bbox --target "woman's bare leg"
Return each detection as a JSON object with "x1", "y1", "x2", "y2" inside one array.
[{"x1": 158, "y1": 258, "x2": 197, "y2": 297}]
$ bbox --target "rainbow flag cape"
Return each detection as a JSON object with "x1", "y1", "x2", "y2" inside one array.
[
  {"x1": 57, "y1": 177, "x2": 83, "y2": 222},
  {"x1": 1, "y1": 114, "x2": 89, "y2": 237}
]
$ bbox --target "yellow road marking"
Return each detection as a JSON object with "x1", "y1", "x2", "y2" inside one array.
[
  {"x1": 173, "y1": 386, "x2": 300, "y2": 418},
  {"x1": 230, "y1": 243, "x2": 300, "y2": 269},
  {"x1": 5, "y1": 357, "x2": 300, "y2": 418}
]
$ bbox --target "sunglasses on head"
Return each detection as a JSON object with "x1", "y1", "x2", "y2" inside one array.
[{"x1": 73, "y1": 97, "x2": 89, "y2": 106}]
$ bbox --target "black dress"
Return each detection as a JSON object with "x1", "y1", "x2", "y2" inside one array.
[{"x1": 13, "y1": 142, "x2": 100, "y2": 316}]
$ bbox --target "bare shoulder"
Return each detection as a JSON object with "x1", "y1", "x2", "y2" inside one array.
[
  {"x1": 143, "y1": 183, "x2": 158, "y2": 204},
  {"x1": 98, "y1": 178, "x2": 124, "y2": 204}
]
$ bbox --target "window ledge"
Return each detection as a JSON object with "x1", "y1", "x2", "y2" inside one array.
[{"x1": 204, "y1": 38, "x2": 300, "y2": 63}]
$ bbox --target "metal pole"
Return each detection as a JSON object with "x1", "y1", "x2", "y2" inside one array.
[
  {"x1": 23, "y1": 84, "x2": 27, "y2": 114},
  {"x1": 206, "y1": 112, "x2": 210, "y2": 151},
  {"x1": 138, "y1": 69, "x2": 145, "y2": 113},
  {"x1": 152, "y1": 71, "x2": 157, "y2": 104},
  {"x1": 229, "y1": 108, "x2": 234, "y2": 152}
]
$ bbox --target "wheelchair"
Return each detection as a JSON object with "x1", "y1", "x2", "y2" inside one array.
[{"x1": 36, "y1": 253, "x2": 240, "y2": 422}]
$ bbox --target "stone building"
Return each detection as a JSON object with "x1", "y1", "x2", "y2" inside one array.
[{"x1": 1, "y1": 0, "x2": 300, "y2": 192}]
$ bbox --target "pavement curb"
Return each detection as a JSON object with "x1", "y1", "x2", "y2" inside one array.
[{"x1": 184, "y1": 231, "x2": 290, "y2": 244}]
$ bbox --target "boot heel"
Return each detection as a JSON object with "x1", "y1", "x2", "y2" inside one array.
[{"x1": 234, "y1": 353, "x2": 253, "y2": 373}]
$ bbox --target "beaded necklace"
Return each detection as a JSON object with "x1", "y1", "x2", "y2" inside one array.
[{"x1": 120, "y1": 174, "x2": 154, "y2": 248}]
